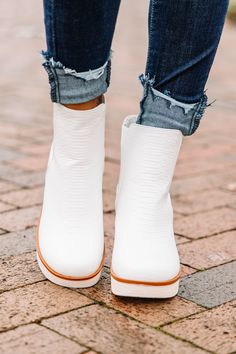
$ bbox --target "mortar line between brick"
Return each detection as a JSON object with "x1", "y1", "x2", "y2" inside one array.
[
  {"x1": 105, "y1": 156, "x2": 120, "y2": 165},
  {"x1": 179, "y1": 261, "x2": 199, "y2": 270},
  {"x1": 0, "y1": 184, "x2": 43, "y2": 196},
  {"x1": 0, "y1": 279, "x2": 45, "y2": 295},
  {"x1": 103, "y1": 210, "x2": 115, "y2": 215},
  {"x1": 180, "y1": 258, "x2": 236, "y2": 274},
  {"x1": 1, "y1": 179, "x2": 44, "y2": 189},
  {"x1": 174, "y1": 203, "x2": 236, "y2": 218},
  {"x1": 0, "y1": 199, "x2": 18, "y2": 209},
  {"x1": 104, "y1": 208, "x2": 115, "y2": 213},
  {"x1": 157, "y1": 302, "x2": 211, "y2": 329},
  {"x1": 0, "y1": 186, "x2": 22, "y2": 196},
  {"x1": 39, "y1": 322, "x2": 95, "y2": 353},
  {"x1": 159, "y1": 296, "x2": 236, "y2": 333},
  {"x1": 38, "y1": 302, "x2": 96, "y2": 324},
  {"x1": 0, "y1": 226, "x2": 36, "y2": 239},
  {"x1": 82, "y1": 289, "x2": 206, "y2": 334},
  {"x1": 0, "y1": 184, "x2": 28, "y2": 193},
  {"x1": 0, "y1": 229, "x2": 9, "y2": 235},
  {"x1": 175, "y1": 225, "x2": 236, "y2": 241},
  {"x1": 0, "y1": 204, "x2": 41, "y2": 217},
  {"x1": 0, "y1": 160, "x2": 24, "y2": 169},
  {"x1": 0, "y1": 200, "x2": 43, "y2": 211},
  {"x1": 175, "y1": 234, "x2": 193, "y2": 242},
  {"x1": 86, "y1": 290, "x2": 207, "y2": 327},
  {"x1": 1, "y1": 247, "x2": 37, "y2": 260},
  {"x1": 74, "y1": 299, "x2": 212, "y2": 353},
  {"x1": 0, "y1": 302, "x2": 95, "y2": 335},
  {"x1": 159, "y1": 327, "x2": 215, "y2": 354}
]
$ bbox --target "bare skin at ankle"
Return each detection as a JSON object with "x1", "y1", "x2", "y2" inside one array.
[{"x1": 63, "y1": 95, "x2": 104, "y2": 111}]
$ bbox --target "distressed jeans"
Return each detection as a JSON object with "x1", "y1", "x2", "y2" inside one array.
[{"x1": 41, "y1": 0, "x2": 228, "y2": 136}]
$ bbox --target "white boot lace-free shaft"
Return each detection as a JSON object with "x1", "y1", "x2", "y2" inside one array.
[
  {"x1": 111, "y1": 115, "x2": 183, "y2": 297},
  {"x1": 37, "y1": 102, "x2": 105, "y2": 287}
]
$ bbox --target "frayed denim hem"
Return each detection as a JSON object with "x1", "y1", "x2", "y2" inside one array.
[
  {"x1": 137, "y1": 73, "x2": 209, "y2": 136},
  {"x1": 40, "y1": 50, "x2": 112, "y2": 104}
]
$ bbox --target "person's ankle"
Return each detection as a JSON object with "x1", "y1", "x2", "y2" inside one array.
[{"x1": 63, "y1": 94, "x2": 104, "y2": 111}]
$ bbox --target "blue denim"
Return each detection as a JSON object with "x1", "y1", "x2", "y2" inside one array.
[
  {"x1": 41, "y1": 50, "x2": 112, "y2": 104},
  {"x1": 42, "y1": 0, "x2": 228, "y2": 135}
]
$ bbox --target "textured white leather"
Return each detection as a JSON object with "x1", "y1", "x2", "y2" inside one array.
[
  {"x1": 38, "y1": 102, "x2": 105, "y2": 277},
  {"x1": 112, "y1": 115, "x2": 182, "y2": 282}
]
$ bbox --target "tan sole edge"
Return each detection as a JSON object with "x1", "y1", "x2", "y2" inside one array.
[
  {"x1": 36, "y1": 223, "x2": 104, "y2": 286},
  {"x1": 111, "y1": 276, "x2": 179, "y2": 298},
  {"x1": 37, "y1": 252, "x2": 102, "y2": 288},
  {"x1": 110, "y1": 269, "x2": 180, "y2": 286}
]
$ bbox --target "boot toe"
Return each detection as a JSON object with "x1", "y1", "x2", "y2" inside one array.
[
  {"x1": 37, "y1": 227, "x2": 104, "y2": 278},
  {"x1": 112, "y1": 237, "x2": 180, "y2": 283}
]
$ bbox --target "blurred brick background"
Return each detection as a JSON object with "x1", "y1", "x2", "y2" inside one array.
[{"x1": 0, "y1": 1, "x2": 235, "y2": 353}]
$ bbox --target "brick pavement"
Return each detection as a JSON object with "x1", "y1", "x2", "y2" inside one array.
[{"x1": 0, "y1": 1, "x2": 235, "y2": 353}]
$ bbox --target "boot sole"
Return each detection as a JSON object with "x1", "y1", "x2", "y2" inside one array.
[
  {"x1": 36, "y1": 225, "x2": 104, "y2": 289},
  {"x1": 36, "y1": 252, "x2": 102, "y2": 288},
  {"x1": 111, "y1": 271, "x2": 180, "y2": 298}
]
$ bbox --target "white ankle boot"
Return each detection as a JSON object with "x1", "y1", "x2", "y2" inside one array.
[
  {"x1": 36, "y1": 102, "x2": 105, "y2": 288},
  {"x1": 111, "y1": 115, "x2": 182, "y2": 298}
]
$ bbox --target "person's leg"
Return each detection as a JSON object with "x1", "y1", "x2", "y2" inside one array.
[
  {"x1": 37, "y1": 1, "x2": 121, "y2": 288},
  {"x1": 41, "y1": 0, "x2": 121, "y2": 107},
  {"x1": 111, "y1": 0, "x2": 228, "y2": 298},
  {"x1": 137, "y1": 0, "x2": 229, "y2": 134}
]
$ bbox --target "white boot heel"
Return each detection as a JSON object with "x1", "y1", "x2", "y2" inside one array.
[
  {"x1": 111, "y1": 115, "x2": 182, "y2": 298},
  {"x1": 36, "y1": 102, "x2": 106, "y2": 288}
]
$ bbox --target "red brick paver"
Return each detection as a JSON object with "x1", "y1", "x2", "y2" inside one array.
[
  {"x1": 0, "y1": 1, "x2": 235, "y2": 353},
  {"x1": 79, "y1": 269, "x2": 204, "y2": 328},
  {"x1": 0, "y1": 324, "x2": 87, "y2": 354},
  {"x1": 42, "y1": 305, "x2": 206, "y2": 354},
  {"x1": 174, "y1": 207, "x2": 236, "y2": 239},
  {"x1": 0, "y1": 281, "x2": 92, "y2": 332},
  {"x1": 178, "y1": 231, "x2": 236, "y2": 269},
  {"x1": 163, "y1": 300, "x2": 236, "y2": 354},
  {"x1": 0, "y1": 206, "x2": 41, "y2": 232}
]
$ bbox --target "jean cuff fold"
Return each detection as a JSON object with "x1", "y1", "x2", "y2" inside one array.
[
  {"x1": 137, "y1": 73, "x2": 208, "y2": 136},
  {"x1": 40, "y1": 50, "x2": 112, "y2": 104}
]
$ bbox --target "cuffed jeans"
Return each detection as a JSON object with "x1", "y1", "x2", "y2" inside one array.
[{"x1": 41, "y1": 0, "x2": 228, "y2": 136}]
